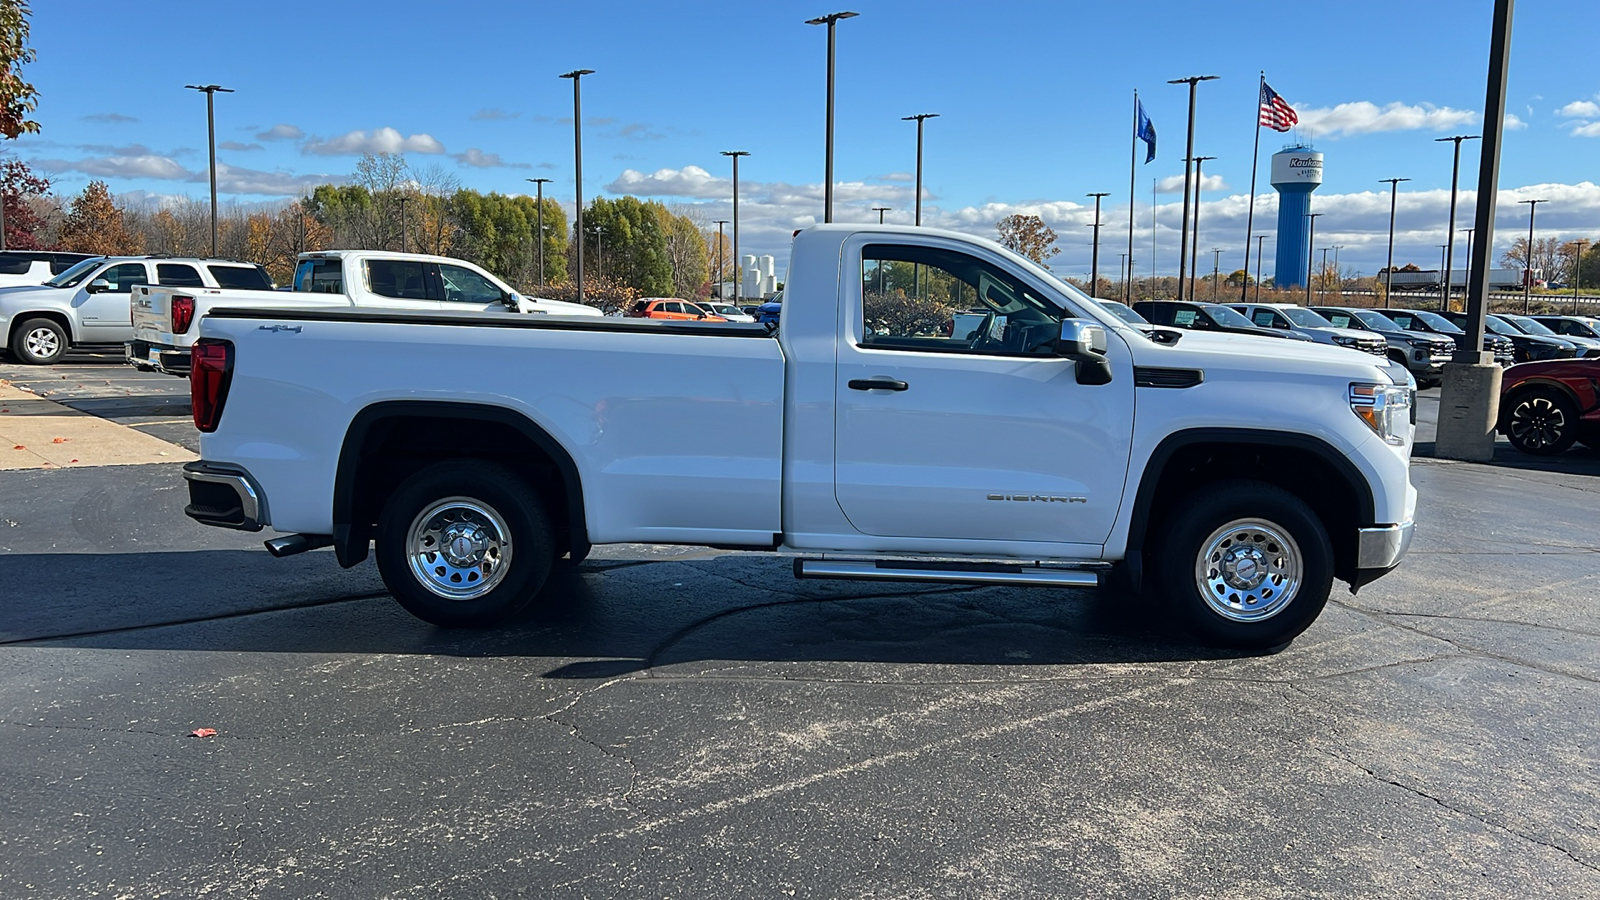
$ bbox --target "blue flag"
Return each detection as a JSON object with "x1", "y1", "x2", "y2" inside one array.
[{"x1": 1136, "y1": 98, "x2": 1157, "y2": 164}]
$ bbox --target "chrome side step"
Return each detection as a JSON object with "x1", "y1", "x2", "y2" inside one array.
[{"x1": 793, "y1": 559, "x2": 1101, "y2": 588}]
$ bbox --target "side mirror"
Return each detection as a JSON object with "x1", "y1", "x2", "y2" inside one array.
[
  {"x1": 1056, "y1": 319, "x2": 1113, "y2": 385},
  {"x1": 86, "y1": 278, "x2": 112, "y2": 294},
  {"x1": 502, "y1": 291, "x2": 522, "y2": 311}
]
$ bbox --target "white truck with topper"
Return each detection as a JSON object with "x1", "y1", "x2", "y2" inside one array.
[
  {"x1": 127, "y1": 249, "x2": 600, "y2": 376},
  {"x1": 181, "y1": 225, "x2": 1417, "y2": 650}
]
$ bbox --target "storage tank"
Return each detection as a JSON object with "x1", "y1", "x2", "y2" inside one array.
[{"x1": 1271, "y1": 146, "x2": 1323, "y2": 290}]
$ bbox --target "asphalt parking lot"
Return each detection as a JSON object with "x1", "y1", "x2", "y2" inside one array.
[{"x1": 4, "y1": 357, "x2": 1600, "y2": 898}]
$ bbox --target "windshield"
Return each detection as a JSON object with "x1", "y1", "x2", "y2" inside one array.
[
  {"x1": 1485, "y1": 317, "x2": 1519, "y2": 336},
  {"x1": 42, "y1": 257, "x2": 105, "y2": 288},
  {"x1": 1098, "y1": 300, "x2": 1149, "y2": 325},
  {"x1": 1280, "y1": 306, "x2": 1334, "y2": 328},
  {"x1": 1351, "y1": 309, "x2": 1399, "y2": 330},
  {"x1": 1413, "y1": 310, "x2": 1463, "y2": 333},
  {"x1": 1202, "y1": 304, "x2": 1258, "y2": 328},
  {"x1": 1503, "y1": 314, "x2": 1558, "y2": 336}
]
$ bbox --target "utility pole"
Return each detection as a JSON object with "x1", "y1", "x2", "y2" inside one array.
[
  {"x1": 1117, "y1": 252, "x2": 1129, "y2": 298},
  {"x1": 1304, "y1": 212, "x2": 1322, "y2": 306},
  {"x1": 806, "y1": 11, "x2": 858, "y2": 224},
  {"x1": 526, "y1": 178, "x2": 552, "y2": 287},
  {"x1": 396, "y1": 195, "x2": 410, "y2": 253},
  {"x1": 1519, "y1": 198, "x2": 1545, "y2": 313},
  {"x1": 560, "y1": 69, "x2": 595, "y2": 303},
  {"x1": 1253, "y1": 235, "x2": 1266, "y2": 303},
  {"x1": 1436, "y1": 135, "x2": 1481, "y2": 312},
  {"x1": 1574, "y1": 239, "x2": 1589, "y2": 316},
  {"x1": 184, "y1": 84, "x2": 234, "y2": 257},
  {"x1": 1087, "y1": 192, "x2": 1109, "y2": 298},
  {"x1": 1332, "y1": 244, "x2": 1343, "y2": 294},
  {"x1": 1187, "y1": 155, "x2": 1215, "y2": 300},
  {"x1": 902, "y1": 113, "x2": 938, "y2": 226},
  {"x1": 1380, "y1": 177, "x2": 1410, "y2": 309},
  {"x1": 1439, "y1": 244, "x2": 1449, "y2": 308},
  {"x1": 1211, "y1": 248, "x2": 1222, "y2": 301},
  {"x1": 722, "y1": 151, "x2": 750, "y2": 304},
  {"x1": 1166, "y1": 74, "x2": 1219, "y2": 302},
  {"x1": 593, "y1": 224, "x2": 606, "y2": 284},
  {"x1": 1319, "y1": 247, "x2": 1330, "y2": 299},
  {"x1": 713, "y1": 219, "x2": 728, "y2": 299}
]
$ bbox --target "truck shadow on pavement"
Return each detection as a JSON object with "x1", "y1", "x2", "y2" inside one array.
[{"x1": 1, "y1": 549, "x2": 1244, "y2": 670}]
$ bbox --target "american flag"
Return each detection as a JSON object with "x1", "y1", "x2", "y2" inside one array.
[{"x1": 1260, "y1": 81, "x2": 1298, "y2": 132}]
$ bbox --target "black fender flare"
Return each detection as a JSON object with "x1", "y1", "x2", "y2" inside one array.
[{"x1": 332, "y1": 400, "x2": 589, "y2": 568}]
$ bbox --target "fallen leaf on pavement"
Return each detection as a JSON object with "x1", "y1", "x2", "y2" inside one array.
[
  {"x1": 52, "y1": 437, "x2": 68, "y2": 443},
  {"x1": 11, "y1": 445, "x2": 22, "y2": 450},
  {"x1": 69, "y1": 458, "x2": 79, "y2": 463},
  {"x1": 190, "y1": 728, "x2": 217, "y2": 738}
]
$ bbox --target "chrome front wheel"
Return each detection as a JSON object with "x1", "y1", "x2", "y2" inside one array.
[{"x1": 1193, "y1": 519, "x2": 1303, "y2": 623}]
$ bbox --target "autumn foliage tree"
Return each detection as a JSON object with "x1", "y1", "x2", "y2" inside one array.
[
  {"x1": 1, "y1": 155, "x2": 47, "y2": 247},
  {"x1": 995, "y1": 214, "x2": 1060, "y2": 268},
  {"x1": 0, "y1": 0, "x2": 39, "y2": 140},
  {"x1": 58, "y1": 181, "x2": 142, "y2": 255}
]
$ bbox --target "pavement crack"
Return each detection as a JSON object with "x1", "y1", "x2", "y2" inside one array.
[
  {"x1": 1, "y1": 718, "x2": 172, "y2": 738},
  {"x1": 1319, "y1": 748, "x2": 1600, "y2": 874},
  {"x1": 1329, "y1": 599, "x2": 1600, "y2": 685},
  {"x1": 535, "y1": 675, "x2": 642, "y2": 814}
]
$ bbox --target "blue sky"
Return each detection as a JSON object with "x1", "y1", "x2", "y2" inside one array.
[{"x1": 14, "y1": 0, "x2": 1600, "y2": 279}]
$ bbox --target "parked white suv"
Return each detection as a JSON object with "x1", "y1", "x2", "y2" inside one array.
[
  {"x1": 1, "y1": 256, "x2": 273, "y2": 365},
  {"x1": 0, "y1": 251, "x2": 96, "y2": 289}
]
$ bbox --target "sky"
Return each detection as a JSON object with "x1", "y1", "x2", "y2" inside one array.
[{"x1": 14, "y1": 0, "x2": 1600, "y2": 282}]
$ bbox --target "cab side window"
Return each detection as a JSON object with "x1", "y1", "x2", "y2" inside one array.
[
  {"x1": 99, "y1": 263, "x2": 150, "y2": 292},
  {"x1": 366, "y1": 260, "x2": 429, "y2": 300},
  {"x1": 1323, "y1": 312, "x2": 1353, "y2": 328},
  {"x1": 437, "y1": 263, "x2": 506, "y2": 305},
  {"x1": 156, "y1": 263, "x2": 205, "y2": 287},
  {"x1": 859, "y1": 244, "x2": 1061, "y2": 356}
]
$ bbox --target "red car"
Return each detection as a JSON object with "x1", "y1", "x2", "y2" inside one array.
[{"x1": 1498, "y1": 359, "x2": 1600, "y2": 455}]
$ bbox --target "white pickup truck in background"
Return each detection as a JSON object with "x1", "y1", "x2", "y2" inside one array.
[
  {"x1": 128, "y1": 249, "x2": 600, "y2": 376},
  {"x1": 180, "y1": 225, "x2": 1417, "y2": 651}
]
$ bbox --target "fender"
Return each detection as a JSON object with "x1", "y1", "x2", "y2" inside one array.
[{"x1": 332, "y1": 400, "x2": 589, "y2": 568}]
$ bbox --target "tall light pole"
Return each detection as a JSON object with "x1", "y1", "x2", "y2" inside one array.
[
  {"x1": 1319, "y1": 247, "x2": 1331, "y2": 299},
  {"x1": 526, "y1": 178, "x2": 552, "y2": 287},
  {"x1": 1462, "y1": 227, "x2": 1475, "y2": 295},
  {"x1": 722, "y1": 151, "x2": 750, "y2": 304},
  {"x1": 902, "y1": 113, "x2": 938, "y2": 226},
  {"x1": 396, "y1": 195, "x2": 410, "y2": 253},
  {"x1": 1187, "y1": 155, "x2": 1215, "y2": 300},
  {"x1": 1118, "y1": 252, "x2": 1129, "y2": 297},
  {"x1": 1574, "y1": 239, "x2": 1589, "y2": 316},
  {"x1": 1087, "y1": 192, "x2": 1109, "y2": 298},
  {"x1": 713, "y1": 219, "x2": 729, "y2": 299},
  {"x1": 1304, "y1": 212, "x2": 1323, "y2": 306},
  {"x1": 1166, "y1": 74, "x2": 1219, "y2": 302},
  {"x1": 592, "y1": 224, "x2": 607, "y2": 284},
  {"x1": 1435, "y1": 135, "x2": 1481, "y2": 310},
  {"x1": 1379, "y1": 178, "x2": 1410, "y2": 308},
  {"x1": 1519, "y1": 198, "x2": 1545, "y2": 313},
  {"x1": 1332, "y1": 244, "x2": 1344, "y2": 292},
  {"x1": 872, "y1": 206, "x2": 890, "y2": 224},
  {"x1": 1211, "y1": 248, "x2": 1222, "y2": 301},
  {"x1": 184, "y1": 84, "x2": 234, "y2": 257},
  {"x1": 560, "y1": 69, "x2": 595, "y2": 303},
  {"x1": 1253, "y1": 235, "x2": 1266, "y2": 303},
  {"x1": 806, "y1": 11, "x2": 858, "y2": 224}
]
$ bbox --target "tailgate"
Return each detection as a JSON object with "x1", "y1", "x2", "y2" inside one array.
[{"x1": 130, "y1": 285, "x2": 174, "y2": 342}]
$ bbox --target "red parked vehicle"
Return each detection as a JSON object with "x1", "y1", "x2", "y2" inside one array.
[
  {"x1": 1498, "y1": 359, "x2": 1600, "y2": 455},
  {"x1": 627, "y1": 298, "x2": 727, "y2": 322}
]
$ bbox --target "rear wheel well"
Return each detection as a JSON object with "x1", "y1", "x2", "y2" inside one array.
[
  {"x1": 1135, "y1": 440, "x2": 1365, "y2": 585},
  {"x1": 335, "y1": 406, "x2": 586, "y2": 567}
]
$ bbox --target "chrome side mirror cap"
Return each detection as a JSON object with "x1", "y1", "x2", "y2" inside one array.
[
  {"x1": 1056, "y1": 319, "x2": 1113, "y2": 385},
  {"x1": 86, "y1": 278, "x2": 112, "y2": 294}
]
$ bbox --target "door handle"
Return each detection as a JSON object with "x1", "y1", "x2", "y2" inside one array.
[{"x1": 848, "y1": 378, "x2": 909, "y2": 392}]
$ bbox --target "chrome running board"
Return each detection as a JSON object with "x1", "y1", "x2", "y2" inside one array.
[{"x1": 793, "y1": 559, "x2": 1101, "y2": 588}]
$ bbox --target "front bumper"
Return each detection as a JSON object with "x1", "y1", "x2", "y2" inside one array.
[
  {"x1": 1351, "y1": 519, "x2": 1415, "y2": 589},
  {"x1": 125, "y1": 340, "x2": 191, "y2": 376}
]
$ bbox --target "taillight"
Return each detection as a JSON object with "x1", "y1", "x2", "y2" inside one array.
[
  {"x1": 171, "y1": 295, "x2": 196, "y2": 334},
  {"x1": 191, "y1": 339, "x2": 234, "y2": 433}
]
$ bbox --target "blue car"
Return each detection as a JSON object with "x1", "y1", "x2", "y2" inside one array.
[{"x1": 755, "y1": 295, "x2": 782, "y2": 325}]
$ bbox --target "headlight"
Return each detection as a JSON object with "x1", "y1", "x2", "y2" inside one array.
[
  {"x1": 1350, "y1": 382, "x2": 1412, "y2": 446},
  {"x1": 1331, "y1": 334, "x2": 1359, "y2": 346}
]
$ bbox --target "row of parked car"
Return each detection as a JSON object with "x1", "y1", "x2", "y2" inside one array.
[{"x1": 625, "y1": 297, "x2": 782, "y2": 325}]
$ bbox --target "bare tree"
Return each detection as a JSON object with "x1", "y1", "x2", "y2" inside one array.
[{"x1": 995, "y1": 214, "x2": 1060, "y2": 268}]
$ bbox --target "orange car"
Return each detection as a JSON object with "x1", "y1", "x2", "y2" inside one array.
[{"x1": 627, "y1": 298, "x2": 727, "y2": 321}]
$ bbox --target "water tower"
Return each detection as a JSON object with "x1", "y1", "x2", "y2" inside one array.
[{"x1": 1271, "y1": 146, "x2": 1323, "y2": 290}]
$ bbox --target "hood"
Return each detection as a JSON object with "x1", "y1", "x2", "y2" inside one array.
[
  {"x1": 0, "y1": 284, "x2": 66, "y2": 308},
  {"x1": 1126, "y1": 327, "x2": 1395, "y2": 382},
  {"x1": 1314, "y1": 326, "x2": 1380, "y2": 343}
]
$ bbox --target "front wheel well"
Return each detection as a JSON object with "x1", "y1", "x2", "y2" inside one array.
[
  {"x1": 8, "y1": 311, "x2": 75, "y2": 348},
  {"x1": 1133, "y1": 439, "x2": 1366, "y2": 585}
]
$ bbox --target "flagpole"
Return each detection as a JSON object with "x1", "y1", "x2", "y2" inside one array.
[
  {"x1": 1242, "y1": 71, "x2": 1264, "y2": 303},
  {"x1": 1151, "y1": 177, "x2": 1157, "y2": 293},
  {"x1": 1126, "y1": 89, "x2": 1138, "y2": 303}
]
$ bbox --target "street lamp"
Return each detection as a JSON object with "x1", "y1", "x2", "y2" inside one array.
[
  {"x1": 1435, "y1": 135, "x2": 1481, "y2": 309},
  {"x1": 1211, "y1": 248, "x2": 1222, "y2": 302},
  {"x1": 184, "y1": 84, "x2": 234, "y2": 257},
  {"x1": 1304, "y1": 212, "x2": 1323, "y2": 306},
  {"x1": 1380, "y1": 177, "x2": 1411, "y2": 308},
  {"x1": 526, "y1": 177, "x2": 552, "y2": 287},
  {"x1": 591, "y1": 224, "x2": 606, "y2": 283},
  {"x1": 722, "y1": 151, "x2": 750, "y2": 304},
  {"x1": 1166, "y1": 74, "x2": 1219, "y2": 301},
  {"x1": 560, "y1": 69, "x2": 595, "y2": 303},
  {"x1": 1574, "y1": 239, "x2": 1589, "y2": 315},
  {"x1": 713, "y1": 219, "x2": 729, "y2": 299},
  {"x1": 1087, "y1": 192, "x2": 1110, "y2": 298},
  {"x1": 902, "y1": 113, "x2": 938, "y2": 226},
  {"x1": 805, "y1": 11, "x2": 858, "y2": 224},
  {"x1": 1187, "y1": 155, "x2": 1215, "y2": 300},
  {"x1": 1519, "y1": 198, "x2": 1546, "y2": 313},
  {"x1": 871, "y1": 206, "x2": 890, "y2": 224},
  {"x1": 1253, "y1": 234, "x2": 1267, "y2": 303},
  {"x1": 1319, "y1": 247, "x2": 1331, "y2": 298},
  {"x1": 396, "y1": 195, "x2": 410, "y2": 253},
  {"x1": 1332, "y1": 244, "x2": 1344, "y2": 294}
]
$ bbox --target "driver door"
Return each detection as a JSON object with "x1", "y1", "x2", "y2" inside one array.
[
  {"x1": 834, "y1": 237, "x2": 1135, "y2": 548},
  {"x1": 434, "y1": 262, "x2": 510, "y2": 313},
  {"x1": 74, "y1": 262, "x2": 149, "y2": 342}
]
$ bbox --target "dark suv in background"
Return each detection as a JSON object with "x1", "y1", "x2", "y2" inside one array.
[
  {"x1": 1312, "y1": 306, "x2": 1455, "y2": 387},
  {"x1": 1441, "y1": 311, "x2": 1578, "y2": 363},
  {"x1": 1371, "y1": 308, "x2": 1515, "y2": 365},
  {"x1": 1133, "y1": 301, "x2": 1311, "y2": 341}
]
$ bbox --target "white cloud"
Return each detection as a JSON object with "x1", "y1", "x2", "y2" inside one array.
[
  {"x1": 1558, "y1": 99, "x2": 1600, "y2": 118},
  {"x1": 606, "y1": 165, "x2": 727, "y2": 198},
  {"x1": 35, "y1": 154, "x2": 191, "y2": 180},
  {"x1": 1294, "y1": 101, "x2": 1478, "y2": 138},
  {"x1": 451, "y1": 148, "x2": 522, "y2": 168},
  {"x1": 877, "y1": 172, "x2": 914, "y2": 183},
  {"x1": 256, "y1": 124, "x2": 304, "y2": 142},
  {"x1": 1155, "y1": 174, "x2": 1228, "y2": 194},
  {"x1": 1504, "y1": 113, "x2": 1527, "y2": 130},
  {"x1": 1574, "y1": 121, "x2": 1600, "y2": 138},
  {"x1": 210, "y1": 163, "x2": 340, "y2": 196},
  {"x1": 82, "y1": 112, "x2": 137, "y2": 124},
  {"x1": 218, "y1": 141, "x2": 263, "y2": 152},
  {"x1": 302, "y1": 127, "x2": 445, "y2": 156}
]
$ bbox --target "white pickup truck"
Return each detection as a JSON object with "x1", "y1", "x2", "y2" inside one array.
[
  {"x1": 180, "y1": 225, "x2": 1417, "y2": 650},
  {"x1": 128, "y1": 249, "x2": 600, "y2": 376}
]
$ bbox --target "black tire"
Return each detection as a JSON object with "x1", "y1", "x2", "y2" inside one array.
[
  {"x1": 1502, "y1": 389, "x2": 1579, "y2": 456},
  {"x1": 11, "y1": 317, "x2": 67, "y2": 365},
  {"x1": 375, "y1": 460, "x2": 556, "y2": 627},
  {"x1": 1152, "y1": 479, "x2": 1333, "y2": 651}
]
